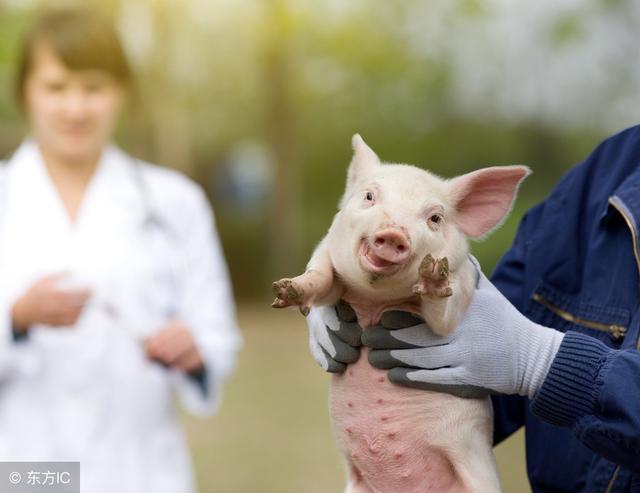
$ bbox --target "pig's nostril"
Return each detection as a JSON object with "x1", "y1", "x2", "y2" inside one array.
[
  {"x1": 374, "y1": 238, "x2": 385, "y2": 247},
  {"x1": 397, "y1": 244, "x2": 406, "y2": 253}
]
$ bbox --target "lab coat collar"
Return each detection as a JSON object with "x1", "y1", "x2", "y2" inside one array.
[{"x1": 6, "y1": 138, "x2": 144, "y2": 221}]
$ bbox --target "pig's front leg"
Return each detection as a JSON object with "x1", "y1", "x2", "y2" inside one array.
[
  {"x1": 413, "y1": 254, "x2": 474, "y2": 336},
  {"x1": 272, "y1": 238, "x2": 342, "y2": 316},
  {"x1": 271, "y1": 272, "x2": 331, "y2": 316},
  {"x1": 413, "y1": 254, "x2": 453, "y2": 298}
]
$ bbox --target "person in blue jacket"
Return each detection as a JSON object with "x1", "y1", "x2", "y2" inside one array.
[{"x1": 307, "y1": 125, "x2": 640, "y2": 491}]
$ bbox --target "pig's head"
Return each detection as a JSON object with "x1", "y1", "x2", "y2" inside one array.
[{"x1": 327, "y1": 134, "x2": 530, "y2": 301}]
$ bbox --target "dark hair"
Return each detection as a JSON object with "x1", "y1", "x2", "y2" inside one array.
[{"x1": 15, "y1": 7, "x2": 133, "y2": 105}]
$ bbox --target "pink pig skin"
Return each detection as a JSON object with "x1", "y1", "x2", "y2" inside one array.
[
  {"x1": 272, "y1": 135, "x2": 529, "y2": 493},
  {"x1": 331, "y1": 352, "x2": 489, "y2": 493},
  {"x1": 330, "y1": 301, "x2": 497, "y2": 493}
]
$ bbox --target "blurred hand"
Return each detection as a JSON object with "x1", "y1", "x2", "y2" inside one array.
[
  {"x1": 144, "y1": 320, "x2": 204, "y2": 374},
  {"x1": 11, "y1": 273, "x2": 92, "y2": 332}
]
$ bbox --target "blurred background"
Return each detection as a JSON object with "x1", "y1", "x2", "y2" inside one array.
[{"x1": 1, "y1": 0, "x2": 639, "y2": 491}]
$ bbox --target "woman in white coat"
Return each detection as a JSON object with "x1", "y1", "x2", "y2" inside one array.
[{"x1": 0, "y1": 8, "x2": 241, "y2": 492}]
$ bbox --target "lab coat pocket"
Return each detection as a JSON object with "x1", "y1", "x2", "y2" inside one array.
[
  {"x1": 141, "y1": 266, "x2": 178, "y2": 321},
  {"x1": 134, "y1": 227, "x2": 182, "y2": 328}
]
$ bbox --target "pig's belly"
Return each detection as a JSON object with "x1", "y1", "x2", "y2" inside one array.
[{"x1": 329, "y1": 349, "x2": 491, "y2": 493}]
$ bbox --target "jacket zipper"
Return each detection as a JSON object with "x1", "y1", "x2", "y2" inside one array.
[
  {"x1": 605, "y1": 195, "x2": 640, "y2": 491},
  {"x1": 604, "y1": 465, "x2": 620, "y2": 493},
  {"x1": 608, "y1": 196, "x2": 640, "y2": 349},
  {"x1": 531, "y1": 293, "x2": 626, "y2": 340},
  {"x1": 610, "y1": 197, "x2": 640, "y2": 283}
]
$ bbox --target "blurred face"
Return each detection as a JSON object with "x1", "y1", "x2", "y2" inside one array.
[{"x1": 24, "y1": 42, "x2": 124, "y2": 163}]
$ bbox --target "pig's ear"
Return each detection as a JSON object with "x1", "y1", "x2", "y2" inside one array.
[
  {"x1": 339, "y1": 134, "x2": 381, "y2": 208},
  {"x1": 346, "y1": 134, "x2": 381, "y2": 190},
  {"x1": 448, "y1": 165, "x2": 531, "y2": 238}
]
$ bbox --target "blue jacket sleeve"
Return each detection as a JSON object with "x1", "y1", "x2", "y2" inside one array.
[
  {"x1": 490, "y1": 202, "x2": 546, "y2": 445},
  {"x1": 531, "y1": 332, "x2": 640, "y2": 474}
]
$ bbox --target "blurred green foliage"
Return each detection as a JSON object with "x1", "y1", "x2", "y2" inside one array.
[{"x1": 0, "y1": 0, "x2": 615, "y2": 300}]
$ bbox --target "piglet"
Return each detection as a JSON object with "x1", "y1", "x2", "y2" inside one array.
[{"x1": 272, "y1": 135, "x2": 529, "y2": 493}]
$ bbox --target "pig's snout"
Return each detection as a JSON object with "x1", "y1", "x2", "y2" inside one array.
[{"x1": 371, "y1": 229, "x2": 410, "y2": 263}]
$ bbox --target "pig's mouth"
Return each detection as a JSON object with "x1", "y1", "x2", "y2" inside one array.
[{"x1": 359, "y1": 240, "x2": 406, "y2": 276}]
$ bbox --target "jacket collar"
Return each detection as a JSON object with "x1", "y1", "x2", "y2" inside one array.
[
  {"x1": 610, "y1": 164, "x2": 640, "y2": 221},
  {"x1": 608, "y1": 166, "x2": 640, "y2": 275}
]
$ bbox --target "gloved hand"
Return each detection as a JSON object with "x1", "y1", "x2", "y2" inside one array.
[
  {"x1": 362, "y1": 267, "x2": 565, "y2": 399},
  {"x1": 306, "y1": 301, "x2": 362, "y2": 373}
]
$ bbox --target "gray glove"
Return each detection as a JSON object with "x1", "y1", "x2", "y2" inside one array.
[
  {"x1": 363, "y1": 268, "x2": 565, "y2": 399},
  {"x1": 306, "y1": 301, "x2": 362, "y2": 373}
]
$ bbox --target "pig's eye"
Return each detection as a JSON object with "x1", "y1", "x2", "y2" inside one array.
[
  {"x1": 427, "y1": 214, "x2": 443, "y2": 230},
  {"x1": 362, "y1": 190, "x2": 376, "y2": 208}
]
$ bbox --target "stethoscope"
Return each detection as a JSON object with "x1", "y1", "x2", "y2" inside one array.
[
  {"x1": 129, "y1": 155, "x2": 172, "y2": 236},
  {"x1": 127, "y1": 155, "x2": 186, "y2": 337}
]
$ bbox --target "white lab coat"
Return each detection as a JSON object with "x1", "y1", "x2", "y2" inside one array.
[{"x1": 0, "y1": 140, "x2": 242, "y2": 493}]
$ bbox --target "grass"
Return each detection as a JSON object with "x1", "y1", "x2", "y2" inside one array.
[{"x1": 182, "y1": 303, "x2": 529, "y2": 493}]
